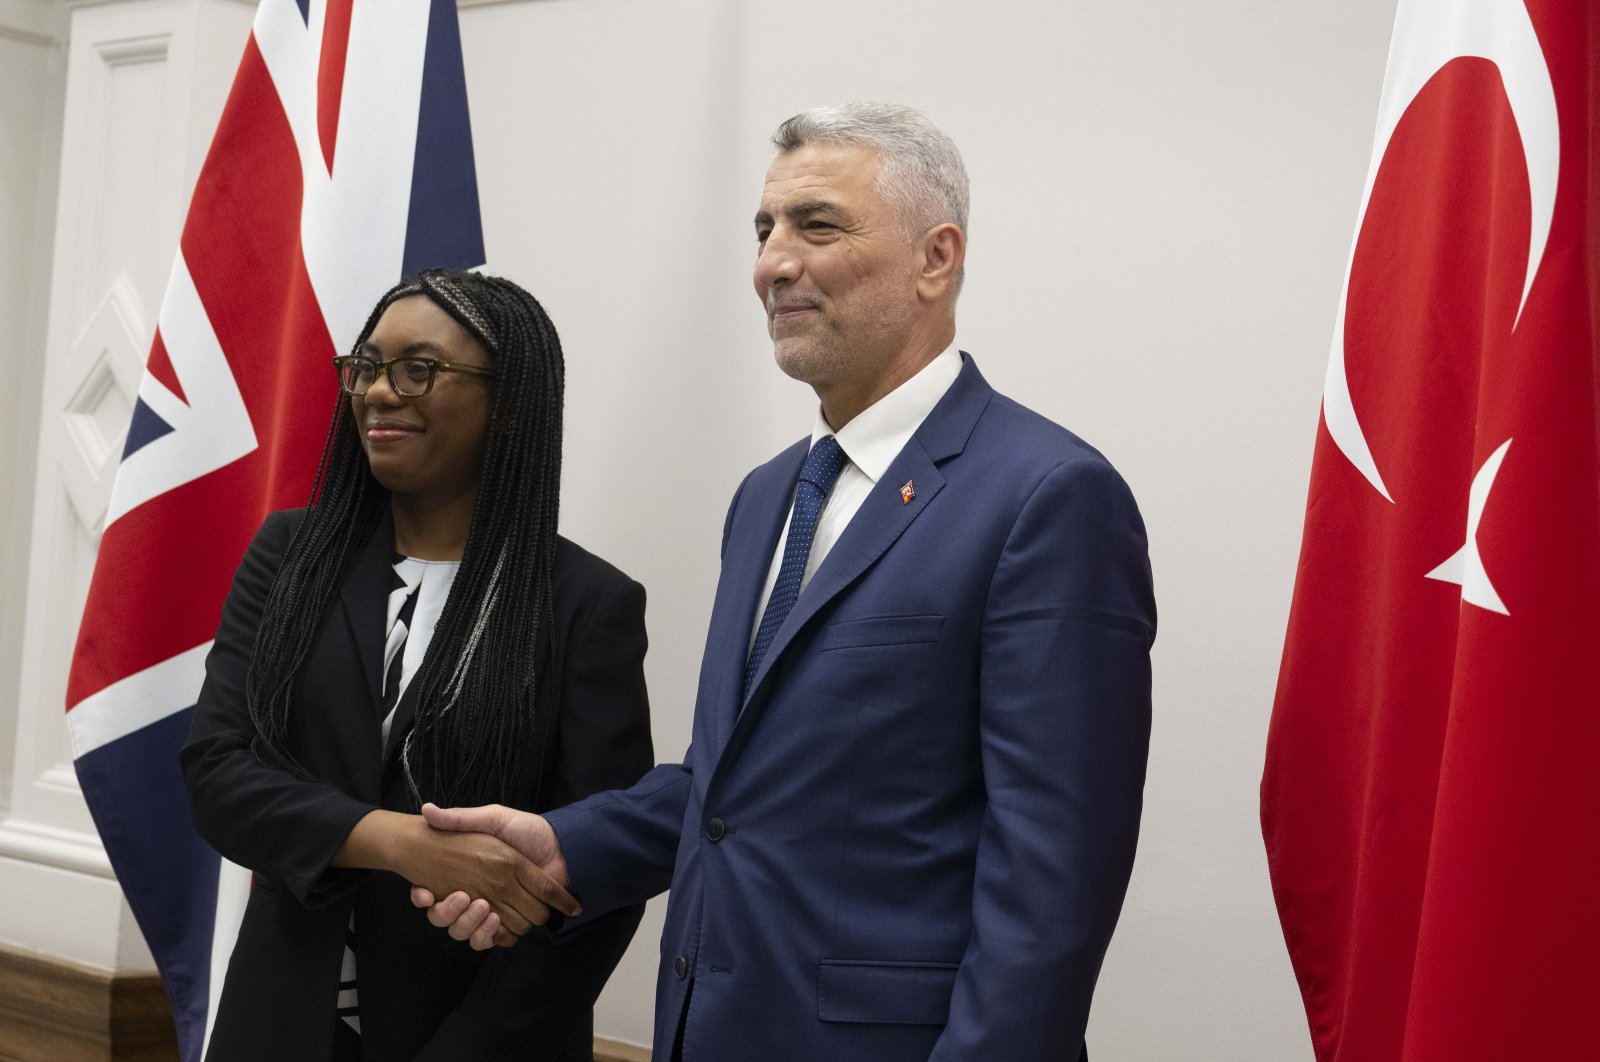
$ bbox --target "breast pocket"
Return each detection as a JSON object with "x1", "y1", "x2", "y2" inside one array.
[
  {"x1": 817, "y1": 959, "x2": 960, "y2": 1025},
  {"x1": 815, "y1": 613, "x2": 944, "y2": 652}
]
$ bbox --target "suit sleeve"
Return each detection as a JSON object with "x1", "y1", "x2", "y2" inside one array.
[
  {"x1": 415, "y1": 567, "x2": 656, "y2": 1057},
  {"x1": 930, "y1": 456, "x2": 1155, "y2": 1061},
  {"x1": 179, "y1": 511, "x2": 376, "y2": 907},
  {"x1": 540, "y1": 760, "x2": 690, "y2": 926}
]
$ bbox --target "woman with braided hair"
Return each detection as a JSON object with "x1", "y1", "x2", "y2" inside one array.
[{"x1": 183, "y1": 269, "x2": 653, "y2": 1061}]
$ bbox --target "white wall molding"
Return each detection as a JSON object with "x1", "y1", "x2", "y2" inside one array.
[
  {"x1": 2, "y1": 0, "x2": 254, "y2": 971},
  {"x1": 0, "y1": 851, "x2": 143, "y2": 968},
  {"x1": 0, "y1": 817, "x2": 113, "y2": 878},
  {"x1": 56, "y1": 274, "x2": 148, "y2": 535}
]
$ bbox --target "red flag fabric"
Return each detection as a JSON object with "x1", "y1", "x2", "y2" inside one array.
[{"x1": 1262, "y1": 1, "x2": 1600, "y2": 1059}]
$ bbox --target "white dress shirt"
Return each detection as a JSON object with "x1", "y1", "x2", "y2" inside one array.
[{"x1": 748, "y1": 345, "x2": 962, "y2": 653}]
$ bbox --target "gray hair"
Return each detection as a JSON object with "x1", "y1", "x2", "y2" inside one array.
[{"x1": 771, "y1": 102, "x2": 970, "y2": 249}]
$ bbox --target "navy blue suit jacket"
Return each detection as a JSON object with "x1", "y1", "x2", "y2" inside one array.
[{"x1": 546, "y1": 355, "x2": 1154, "y2": 1061}]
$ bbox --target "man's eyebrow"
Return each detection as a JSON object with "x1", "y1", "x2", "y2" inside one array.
[
  {"x1": 786, "y1": 200, "x2": 844, "y2": 220},
  {"x1": 754, "y1": 201, "x2": 848, "y2": 230}
]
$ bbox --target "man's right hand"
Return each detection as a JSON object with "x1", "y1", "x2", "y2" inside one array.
[
  {"x1": 408, "y1": 803, "x2": 571, "y2": 950},
  {"x1": 333, "y1": 807, "x2": 579, "y2": 949}
]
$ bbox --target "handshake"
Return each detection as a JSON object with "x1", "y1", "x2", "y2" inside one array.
[{"x1": 404, "y1": 803, "x2": 569, "y2": 950}]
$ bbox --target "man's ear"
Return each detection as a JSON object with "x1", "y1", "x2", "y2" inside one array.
[{"x1": 916, "y1": 223, "x2": 965, "y2": 301}]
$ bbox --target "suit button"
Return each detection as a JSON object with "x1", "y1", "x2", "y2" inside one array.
[
  {"x1": 706, "y1": 817, "x2": 726, "y2": 842},
  {"x1": 674, "y1": 955, "x2": 688, "y2": 980}
]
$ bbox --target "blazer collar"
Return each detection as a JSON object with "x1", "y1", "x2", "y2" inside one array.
[
  {"x1": 339, "y1": 506, "x2": 396, "y2": 710},
  {"x1": 699, "y1": 440, "x2": 809, "y2": 753},
  {"x1": 736, "y1": 352, "x2": 994, "y2": 712},
  {"x1": 329, "y1": 505, "x2": 447, "y2": 775}
]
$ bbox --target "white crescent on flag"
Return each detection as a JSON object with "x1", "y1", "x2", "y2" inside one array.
[
  {"x1": 1322, "y1": 0, "x2": 1557, "y2": 503},
  {"x1": 1424, "y1": 436, "x2": 1513, "y2": 614}
]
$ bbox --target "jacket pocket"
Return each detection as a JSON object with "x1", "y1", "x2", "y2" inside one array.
[
  {"x1": 817, "y1": 958, "x2": 959, "y2": 1025},
  {"x1": 815, "y1": 614, "x2": 944, "y2": 651}
]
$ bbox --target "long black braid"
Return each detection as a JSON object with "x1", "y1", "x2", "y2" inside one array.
[{"x1": 244, "y1": 268, "x2": 564, "y2": 808}]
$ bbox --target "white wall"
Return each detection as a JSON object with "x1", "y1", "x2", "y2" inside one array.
[
  {"x1": 0, "y1": 0, "x2": 1398, "y2": 1058},
  {"x1": 455, "y1": 1, "x2": 1395, "y2": 1057}
]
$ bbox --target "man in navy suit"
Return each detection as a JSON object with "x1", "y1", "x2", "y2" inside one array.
[{"x1": 418, "y1": 102, "x2": 1155, "y2": 1061}]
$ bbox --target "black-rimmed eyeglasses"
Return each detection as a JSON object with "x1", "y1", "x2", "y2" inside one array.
[{"x1": 332, "y1": 354, "x2": 496, "y2": 398}]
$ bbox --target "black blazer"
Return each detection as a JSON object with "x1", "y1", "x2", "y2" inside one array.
[{"x1": 181, "y1": 508, "x2": 653, "y2": 1061}]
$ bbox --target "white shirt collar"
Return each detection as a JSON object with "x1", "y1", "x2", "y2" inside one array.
[{"x1": 809, "y1": 345, "x2": 962, "y2": 484}]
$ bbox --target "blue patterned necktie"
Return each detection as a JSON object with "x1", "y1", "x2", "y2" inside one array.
[{"x1": 743, "y1": 435, "x2": 849, "y2": 700}]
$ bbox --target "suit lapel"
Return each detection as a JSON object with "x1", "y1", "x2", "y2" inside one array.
[
  {"x1": 707, "y1": 440, "x2": 809, "y2": 747},
  {"x1": 737, "y1": 443, "x2": 944, "y2": 710},
  {"x1": 738, "y1": 355, "x2": 994, "y2": 714},
  {"x1": 340, "y1": 507, "x2": 395, "y2": 710}
]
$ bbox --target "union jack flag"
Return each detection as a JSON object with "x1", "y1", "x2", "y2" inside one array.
[{"x1": 65, "y1": 2, "x2": 484, "y2": 1057}]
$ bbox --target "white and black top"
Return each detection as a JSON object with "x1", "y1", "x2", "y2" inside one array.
[
  {"x1": 378, "y1": 555, "x2": 460, "y2": 747},
  {"x1": 339, "y1": 554, "x2": 460, "y2": 1040}
]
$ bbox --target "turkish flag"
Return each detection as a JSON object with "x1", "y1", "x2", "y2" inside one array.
[{"x1": 1262, "y1": 1, "x2": 1600, "y2": 1059}]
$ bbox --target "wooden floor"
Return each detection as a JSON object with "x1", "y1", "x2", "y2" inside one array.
[
  {"x1": 0, "y1": 941, "x2": 652, "y2": 1062},
  {"x1": 595, "y1": 1037, "x2": 652, "y2": 1062},
  {"x1": 0, "y1": 948, "x2": 176, "y2": 1062}
]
